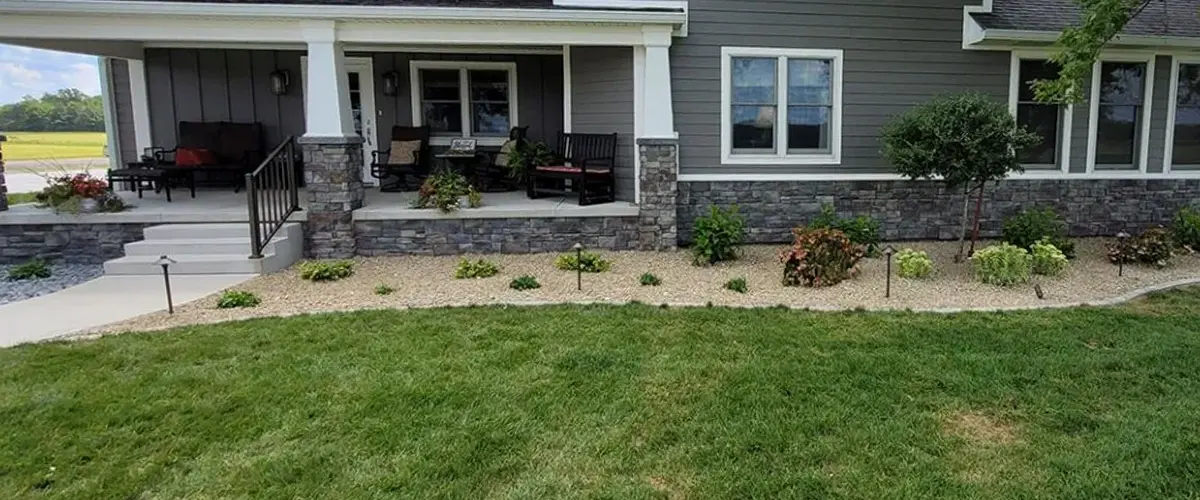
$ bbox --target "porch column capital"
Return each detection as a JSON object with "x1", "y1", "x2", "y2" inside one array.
[
  {"x1": 641, "y1": 25, "x2": 673, "y2": 47},
  {"x1": 303, "y1": 39, "x2": 356, "y2": 138},
  {"x1": 300, "y1": 20, "x2": 339, "y2": 43},
  {"x1": 639, "y1": 42, "x2": 676, "y2": 139}
]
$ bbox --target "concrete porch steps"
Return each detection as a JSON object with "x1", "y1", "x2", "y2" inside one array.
[{"x1": 103, "y1": 223, "x2": 303, "y2": 276}]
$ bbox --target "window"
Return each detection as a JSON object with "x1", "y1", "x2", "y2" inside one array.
[
  {"x1": 722, "y1": 48, "x2": 842, "y2": 165},
  {"x1": 1172, "y1": 63, "x2": 1200, "y2": 167},
  {"x1": 1014, "y1": 59, "x2": 1065, "y2": 166},
  {"x1": 1094, "y1": 61, "x2": 1147, "y2": 168},
  {"x1": 411, "y1": 61, "x2": 517, "y2": 143}
]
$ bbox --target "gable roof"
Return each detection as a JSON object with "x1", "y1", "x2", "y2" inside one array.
[
  {"x1": 971, "y1": 0, "x2": 1200, "y2": 38},
  {"x1": 138, "y1": 0, "x2": 554, "y2": 6}
]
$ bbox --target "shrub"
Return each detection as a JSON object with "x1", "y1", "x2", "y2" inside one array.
[
  {"x1": 779, "y1": 227, "x2": 865, "y2": 287},
  {"x1": 216, "y1": 290, "x2": 260, "y2": 309},
  {"x1": 1108, "y1": 227, "x2": 1173, "y2": 268},
  {"x1": 972, "y1": 243, "x2": 1032, "y2": 286},
  {"x1": 896, "y1": 249, "x2": 933, "y2": 279},
  {"x1": 7, "y1": 258, "x2": 51, "y2": 281},
  {"x1": 454, "y1": 258, "x2": 501, "y2": 279},
  {"x1": 724, "y1": 277, "x2": 748, "y2": 294},
  {"x1": 1031, "y1": 239, "x2": 1069, "y2": 276},
  {"x1": 882, "y1": 92, "x2": 1040, "y2": 260},
  {"x1": 1002, "y1": 207, "x2": 1076, "y2": 259},
  {"x1": 298, "y1": 260, "x2": 355, "y2": 281},
  {"x1": 809, "y1": 204, "x2": 882, "y2": 257},
  {"x1": 555, "y1": 251, "x2": 611, "y2": 273},
  {"x1": 692, "y1": 205, "x2": 745, "y2": 265},
  {"x1": 374, "y1": 284, "x2": 394, "y2": 295},
  {"x1": 639, "y1": 272, "x2": 662, "y2": 286},
  {"x1": 1172, "y1": 207, "x2": 1200, "y2": 251},
  {"x1": 413, "y1": 169, "x2": 472, "y2": 213},
  {"x1": 510, "y1": 275, "x2": 541, "y2": 291}
]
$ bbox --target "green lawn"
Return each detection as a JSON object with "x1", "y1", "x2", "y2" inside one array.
[
  {"x1": 5, "y1": 192, "x2": 37, "y2": 205},
  {"x1": 3, "y1": 131, "x2": 107, "y2": 163},
  {"x1": 3, "y1": 292, "x2": 1200, "y2": 498}
]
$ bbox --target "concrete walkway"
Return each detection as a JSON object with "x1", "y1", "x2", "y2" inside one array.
[{"x1": 0, "y1": 274, "x2": 255, "y2": 347}]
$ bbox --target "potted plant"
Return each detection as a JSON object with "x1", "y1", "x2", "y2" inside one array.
[
  {"x1": 413, "y1": 169, "x2": 481, "y2": 213},
  {"x1": 35, "y1": 172, "x2": 127, "y2": 214},
  {"x1": 506, "y1": 140, "x2": 554, "y2": 184}
]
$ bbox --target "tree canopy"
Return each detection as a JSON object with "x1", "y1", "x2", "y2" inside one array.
[
  {"x1": 0, "y1": 88, "x2": 104, "y2": 132},
  {"x1": 1032, "y1": 0, "x2": 1161, "y2": 104}
]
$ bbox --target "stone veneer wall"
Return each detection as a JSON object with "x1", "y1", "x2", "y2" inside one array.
[
  {"x1": 300, "y1": 136, "x2": 364, "y2": 259},
  {"x1": 356, "y1": 217, "x2": 642, "y2": 256},
  {"x1": 637, "y1": 139, "x2": 678, "y2": 251},
  {"x1": 677, "y1": 179, "x2": 1200, "y2": 244},
  {"x1": 0, "y1": 223, "x2": 148, "y2": 265}
]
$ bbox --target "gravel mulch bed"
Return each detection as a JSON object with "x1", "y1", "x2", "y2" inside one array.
[
  {"x1": 0, "y1": 263, "x2": 103, "y2": 306},
  {"x1": 89, "y1": 238, "x2": 1200, "y2": 336}
]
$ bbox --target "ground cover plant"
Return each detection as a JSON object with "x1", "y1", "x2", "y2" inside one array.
[
  {"x1": 298, "y1": 260, "x2": 355, "y2": 282},
  {"x1": 509, "y1": 274, "x2": 541, "y2": 290},
  {"x1": 555, "y1": 251, "x2": 612, "y2": 273},
  {"x1": 639, "y1": 272, "x2": 662, "y2": 286},
  {"x1": 724, "y1": 277, "x2": 748, "y2": 293},
  {"x1": 215, "y1": 290, "x2": 260, "y2": 309},
  {"x1": 1031, "y1": 239, "x2": 1069, "y2": 277},
  {"x1": 454, "y1": 258, "x2": 501, "y2": 279},
  {"x1": 6, "y1": 258, "x2": 51, "y2": 281},
  {"x1": 5, "y1": 293, "x2": 1200, "y2": 498}
]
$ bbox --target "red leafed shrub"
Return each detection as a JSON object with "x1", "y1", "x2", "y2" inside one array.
[{"x1": 779, "y1": 227, "x2": 866, "y2": 287}]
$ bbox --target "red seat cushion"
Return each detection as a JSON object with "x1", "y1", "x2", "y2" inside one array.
[
  {"x1": 175, "y1": 147, "x2": 215, "y2": 166},
  {"x1": 535, "y1": 165, "x2": 611, "y2": 175}
]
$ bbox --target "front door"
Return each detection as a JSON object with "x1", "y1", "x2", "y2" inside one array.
[
  {"x1": 301, "y1": 57, "x2": 378, "y2": 184},
  {"x1": 344, "y1": 58, "x2": 378, "y2": 185}
]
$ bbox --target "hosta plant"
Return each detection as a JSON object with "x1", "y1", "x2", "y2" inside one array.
[
  {"x1": 895, "y1": 249, "x2": 933, "y2": 279},
  {"x1": 972, "y1": 243, "x2": 1031, "y2": 286},
  {"x1": 1030, "y1": 239, "x2": 1068, "y2": 276},
  {"x1": 555, "y1": 251, "x2": 611, "y2": 273},
  {"x1": 779, "y1": 227, "x2": 865, "y2": 288},
  {"x1": 454, "y1": 258, "x2": 500, "y2": 279}
]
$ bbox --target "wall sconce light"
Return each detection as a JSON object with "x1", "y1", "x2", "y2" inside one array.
[
  {"x1": 381, "y1": 71, "x2": 400, "y2": 97},
  {"x1": 270, "y1": 69, "x2": 291, "y2": 96}
]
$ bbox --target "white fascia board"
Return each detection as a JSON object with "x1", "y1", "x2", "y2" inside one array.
[
  {"x1": 0, "y1": 0, "x2": 686, "y2": 25},
  {"x1": 970, "y1": 28, "x2": 1200, "y2": 50},
  {"x1": 553, "y1": 0, "x2": 688, "y2": 35}
]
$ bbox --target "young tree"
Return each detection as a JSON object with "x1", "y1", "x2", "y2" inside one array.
[
  {"x1": 881, "y1": 92, "x2": 1041, "y2": 261},
  {"x1": 1032, "y1": 0, "x2": 1163, "y2": 104}
]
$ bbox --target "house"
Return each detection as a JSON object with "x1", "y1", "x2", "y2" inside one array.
[{"x1": 0, "y1": 0, "x2": 1198, "y2": 272}]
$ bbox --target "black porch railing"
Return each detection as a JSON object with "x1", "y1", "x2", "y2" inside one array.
[{"x1": 246, "y1": 136, "x2": 300, "y2": 259}]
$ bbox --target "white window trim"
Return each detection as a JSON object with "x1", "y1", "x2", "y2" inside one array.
[
  {"x1": 1008, "y1": 51, "x2": 1073, "y2": 173},
  {"x1": 1163, "y1": 55, "x2": 1200, "y2": 173},
  {"x1": 720, "y1": 46, "x2": 843, "y2": 166},
  {"x1": 409, "y1": 60, "x2": 519, "y2": 147},
  {"x1": 1086, "y1": 52, "x2": 1155, "y2": 174}
]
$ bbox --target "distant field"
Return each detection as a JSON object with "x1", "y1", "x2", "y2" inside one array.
[{"x1": 3, "y1": 131, "x2": 107, "y2": 163}]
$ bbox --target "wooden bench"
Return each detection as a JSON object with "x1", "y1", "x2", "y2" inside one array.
[{"x1": 527, "y1": 132, "x2": 618, "y2": 206}]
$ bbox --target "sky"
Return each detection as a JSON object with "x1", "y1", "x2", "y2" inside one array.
[{"x1": 0, "y1": 44, "x2": 101, "y2": 104}]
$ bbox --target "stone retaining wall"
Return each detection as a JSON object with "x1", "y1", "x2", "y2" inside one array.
[
  {"x1": 677, "y1": 179, "x2": 1200, "y2": 244},
  {"x1": 356, "y1": 217, "x2": 642, "y2": 256},
  {"x1": 0, "y1": 223, "x2": 148, "y2": 264}
]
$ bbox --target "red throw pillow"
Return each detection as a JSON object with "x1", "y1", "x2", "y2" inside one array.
[{"x1": 175, "y1": 147, "x2": 214, "y2": 166}]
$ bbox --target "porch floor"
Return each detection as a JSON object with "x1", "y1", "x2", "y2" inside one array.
[{"x1": 0, "y1": 188, "x2": 639, "y2": 225}]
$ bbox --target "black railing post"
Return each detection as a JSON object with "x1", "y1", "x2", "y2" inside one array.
[
  {"x1": 246, "y1": 173, "x2": 262, "y2": 259},
  {"x1": 287, "y1": 139, "x2": 300, "y2": 211}
]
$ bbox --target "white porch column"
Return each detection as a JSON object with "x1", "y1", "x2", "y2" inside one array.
[
  {"x1": 127, "y1": 59, "x2": 153, "y2": 156},
  {"x1": 302, "y1": 21, "x2": 355, "y2": 138},
  {"x1": 639, "y1": 26, "x2": 676, "y2": 139}
]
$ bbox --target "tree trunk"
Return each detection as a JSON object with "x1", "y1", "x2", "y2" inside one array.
[
  {"x1": 968, "y1": 183, "x2": 986, "y2": 257},
  {"x1": 955, "y1": 185, "x2": 971, "y2": 263}
]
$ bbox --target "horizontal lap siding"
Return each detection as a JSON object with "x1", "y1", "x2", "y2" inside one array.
[
  {"x1": 675, "y1": 0, "x2": 1010, "y2": 176},
  {"x1": 571, "y1": 46, "x2": 635, "y2": 201},
  {"x1": 108, "y1": 58, "x2": 137, "y2": 164},
  {"x1": 143, "y1": 49, "x2": 563, "y2": 153}
]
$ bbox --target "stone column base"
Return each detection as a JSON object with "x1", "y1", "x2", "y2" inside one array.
[
  {"x1": 299, "y1": 136, "x2": 364, "y2": 259},
  {"x1": 0, "y1": 134, "x2": 8, "y2": 212},
  {"x1": 637, "y1": 138, "x2": 679, "y2": 251}
]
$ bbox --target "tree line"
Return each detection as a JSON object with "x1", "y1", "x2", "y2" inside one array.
[{"x1": 0, "y1": 88, "x2": 104, "y2": 132}]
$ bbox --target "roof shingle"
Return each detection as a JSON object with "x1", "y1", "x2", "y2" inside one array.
[
  {"x1": 138, "y1": 0, "x2": 553, "y2": 6},
  {"x1": 973, "y1": 0, "x2": 1200, "y2": 38}
]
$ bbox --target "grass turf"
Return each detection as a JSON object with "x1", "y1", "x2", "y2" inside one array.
[
  {"x1": 3, "y1": 291, "x2": 1200, "y2": 498},
  {"x1": 3, "y1": 131, "x2": 107, "y2": 162},
  {"x1": 5, "y1": 192, "x2": 37, "y2": 205}
]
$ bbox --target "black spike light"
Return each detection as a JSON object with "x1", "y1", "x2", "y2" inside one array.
[
  {"x1": 155, "y1": 255, "x2": 177, "y2": 314},
  {"x1": 1116, "y1": 231, "x2": 1131, "y2": 277},
  {"x1": 883, "y1": 245, "x2": 896, "y2": 298},
  {"x1": 573, "y1": 242, "x2": 584, "y2": 291}
]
